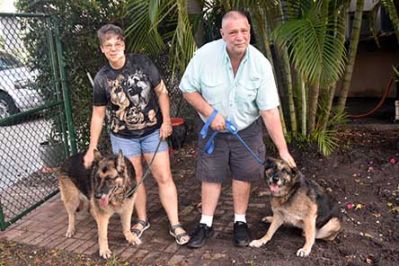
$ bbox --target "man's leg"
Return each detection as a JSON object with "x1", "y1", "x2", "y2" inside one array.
[
  {"x1": 231, "y1": 179, "x2": 252, "y2": 247},
  {"x1": 201, "y1": 181, "x2": 222, "y2": 216},
  {"x1": 232, "y1": 179, "x2": 251, "y2": 217},
  {"x1": 187, "y1": 181, "x2": 221, "y2": 248},
  {"x1": 229, "y1": 120, "x2": 265, "y2": 247}
]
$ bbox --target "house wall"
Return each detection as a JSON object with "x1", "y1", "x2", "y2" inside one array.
[{"x1": 348, "y1": 39, "x2": 399, "y2": 98}]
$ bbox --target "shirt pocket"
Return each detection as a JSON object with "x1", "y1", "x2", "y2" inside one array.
[
  {"x1": 236, "y1": 76, "x2": 261, "y2": 102},
  {"x1": 200, "y1": 77, "x2": 225, "y2": 105}
]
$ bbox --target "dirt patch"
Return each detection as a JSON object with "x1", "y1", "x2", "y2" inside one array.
[{"x1": 1, "y1": 126, "x2": 398, "y2": 265}]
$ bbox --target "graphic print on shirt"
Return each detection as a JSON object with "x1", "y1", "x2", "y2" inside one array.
[{"x1": 108, "y1": 71, "x2": 157, "y2": 133}]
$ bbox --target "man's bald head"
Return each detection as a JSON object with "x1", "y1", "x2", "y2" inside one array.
[{"x1": 221, "y1": 11, "x2": 249, "y2": 29}]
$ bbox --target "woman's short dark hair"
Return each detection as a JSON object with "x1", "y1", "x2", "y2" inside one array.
[{"x1": 97, "y1": 24, "x2": 125, "y2": 45}]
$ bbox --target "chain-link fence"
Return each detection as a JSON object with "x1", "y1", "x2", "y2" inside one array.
[{"x1": 0, "y1": 13, "x2": 75, "y2": 230}]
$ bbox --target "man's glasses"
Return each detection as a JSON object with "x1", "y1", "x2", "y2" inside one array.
[{"x1": 102, "y1": 42, "x2": 124, "y2": 50}]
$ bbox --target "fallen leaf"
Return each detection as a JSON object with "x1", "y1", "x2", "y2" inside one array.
[
  {"x1": 364, "y1": 233, "x2": 373, "y2": 238},
  {"x1": 355, "y1": 203, "x2": 364, "y2": 210},
  {"x1": 389, "y1": 157, "x2": 398, "y2": 165},
  {"x1": 390, "y1": 206, "x2": 399, "y2": 213}
]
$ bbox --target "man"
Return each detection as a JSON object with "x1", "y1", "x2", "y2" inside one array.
[
  {"x1": 179, "y1": 11, "x2": 295, "y2": 248},
  {"x1": 84, "y1": 24, "x2": 189, "y2": 245}
]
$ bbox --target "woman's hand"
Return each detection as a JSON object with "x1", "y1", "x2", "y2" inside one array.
[{"x1": 160, "y1": 121, "x2": 173, "y2": 140}]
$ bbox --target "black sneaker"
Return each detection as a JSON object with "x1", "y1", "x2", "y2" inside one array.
[
  {"x1": 187, "y1": 223, "x2": 214, "y2": 248},
  {"x1": 233, "y1": 221, "x2": 250, "y2": 247}
]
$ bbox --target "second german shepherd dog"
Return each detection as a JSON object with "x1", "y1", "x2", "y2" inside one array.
[
  {"x1": 59, "y1": 150, "x2": 141, "y2": 259},
  {"x1": 250, "y1": 158, "x2": 342, "y2": 257}
]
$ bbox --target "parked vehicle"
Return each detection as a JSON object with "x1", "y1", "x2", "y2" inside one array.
[{"x1": 0, "y1": 51, "x2": 44, "y2": 119}]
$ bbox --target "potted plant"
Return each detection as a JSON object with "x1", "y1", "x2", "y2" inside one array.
[{"x1": 39, "y1": 118, "x2": 66, "y2": 172}]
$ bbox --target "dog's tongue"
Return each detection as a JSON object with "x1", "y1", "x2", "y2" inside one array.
[
  {"x1": 269, "y1": 184, "x2": 279, "y2": 193},
  {"x1": 99, "y1": 195, "x2": 109, "y2": 208}
]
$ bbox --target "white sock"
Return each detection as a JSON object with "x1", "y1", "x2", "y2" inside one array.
[
  {"x1": 200, "y1": 214, "x2": 213, "y2": 227},
  {"x1": 234, "y1": 213, "x2": 246, "y2": 223}
]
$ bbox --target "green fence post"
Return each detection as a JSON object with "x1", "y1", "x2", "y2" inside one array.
[
  {"x1": 53, "y1": 19, "x2": 77, "y2": 155},
  {"x1": 0, "y1": 202, "x2": 6, "y2": 231},
  {"x1": 46, "y1": 17, "x2": 69, "y2": 158}
]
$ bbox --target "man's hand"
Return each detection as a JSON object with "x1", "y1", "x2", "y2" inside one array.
[
  {"x1": 210, "y1": 113, "x2": 226, "y2": 131},
  {"x1": 279, "y1": 150, "x2": 296, "y2": 168},
  {"x1": 83, "y1": 149, "x2": 95, "y2": 169},
  {"x1": 160, "y1": 121, "x2": 172, "y2": 140}
]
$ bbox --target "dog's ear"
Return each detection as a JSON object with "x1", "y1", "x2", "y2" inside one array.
[
  {"x1": 93, "y1": 149, "x2": 103, "y2": 162},
  {"x1": 265, "y1": 157, "x2": 276, "y2": 170},
  {"x1": 291, "y1": 166, "x2": 298, "y2": 175},
  {"x1": 264, "y1": 157, "x2": 277, "y2": 177},
  {"x1": 290, "y1": 166, "x2": 304, "y2": 183}
]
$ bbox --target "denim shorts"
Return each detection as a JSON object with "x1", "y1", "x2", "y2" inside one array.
[
  {"x1": 110, "y1": 129, "x2": 169, "y2": 158},
  {"x1": 196, "y1": 118, "x2": 266, "y2": 183}
]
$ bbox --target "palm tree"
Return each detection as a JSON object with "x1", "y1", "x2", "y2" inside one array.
[
  {"x1": 273, "y1": 0, "x2": 347, "y2": 133},
  {"x1": 123, "y1": 0, "x2": 348, "y2": 155},
  {"x1": 336, "y1": 0, "x2": 364, "y2": 114},
  {"x1": 381, "y1": 0, "x2": 399, "y2": 44}
]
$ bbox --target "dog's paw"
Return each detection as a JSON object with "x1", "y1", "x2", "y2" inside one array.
[
  {"x1": 65, "y1": 229, "x2": 75, "y2": 238},
  {"x1": 261, "y1": 216, "x2": 273, "y2": 224},
  {"x1": 249, "y1": 239, "x2": 267, "y2": 248},
  {"x1": 99, "y1": 248, "x2": 112, "y2": 259},
  {"x1": 126, "y1": 233, "x2": 142, "y2": 246},
  {"x1": 296, "y1": 247, "x2": 311, "y2": 257}
]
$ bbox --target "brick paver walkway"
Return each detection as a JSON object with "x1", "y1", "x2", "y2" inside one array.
[{"x1": 0, "y1": 145, "x2": 271, "y2": 265}]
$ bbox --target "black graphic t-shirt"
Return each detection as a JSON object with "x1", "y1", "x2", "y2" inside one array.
[{"x1": 93, "y1": 54, "x2": 163, "y2": 138}]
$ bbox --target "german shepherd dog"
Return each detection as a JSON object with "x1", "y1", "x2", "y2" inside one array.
[
  {"x1": 250, "y1": 158, "x2": 342, "y2": 257},
  {"x1": 59, "y1": 150, "x2": 141, "y2": 259}
]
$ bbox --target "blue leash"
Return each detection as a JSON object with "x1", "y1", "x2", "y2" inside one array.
[{"x1": 200, "y1": 111, "x2": 265, "y2": 165}]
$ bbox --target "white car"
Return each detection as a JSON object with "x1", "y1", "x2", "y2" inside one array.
[{"x1": 0, "y1": 51, "x2": 44, "y2": 119}]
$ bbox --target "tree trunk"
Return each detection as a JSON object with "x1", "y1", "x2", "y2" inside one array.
[
  {"x1": 186, "y1": 0, "x2": 205, "y2": 47},
  {"x1": 381, "y1": 0, "x2": 399, "y2": 45},
  {"x1": 276, "y1": 3, "x2": 297, "y2": 134},
  {"x1": 336, "y1": 0, "x2": 364, "y2": 114},
  {"x1": 252, "y1": 8, "x2": 287, "y2": 135},
  {"x1": 319, "y1": 1, "x2": 350, "y2": 131},
  {"x1": 307, "y1": 81, "x2": 320, "y2": 132},
  {"x1": 299, "y1": 75, "x2": 307, "y2": 136}
]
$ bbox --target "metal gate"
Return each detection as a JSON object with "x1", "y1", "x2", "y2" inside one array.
[{"x1": 0, "y1": 13, "x2": 76, "y2": 230}]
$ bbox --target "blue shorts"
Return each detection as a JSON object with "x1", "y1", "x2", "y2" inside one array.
[{"x1": 110, "y1": 129, "x2": 169, "y2": 158}]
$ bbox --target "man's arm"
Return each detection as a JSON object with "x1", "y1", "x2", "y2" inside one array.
[
  {"x1": 83, "y1": 106, "x2": 106, "y2": 168},
  {"x1": 260, "y1": 107, "x2": 296, "y2": 167},
  {"x1": 183, "y1": 91, "x2": 226, "y2": 131},
  {"x1": 154, "y1": 80, "x2": 172, "y2": 140}
]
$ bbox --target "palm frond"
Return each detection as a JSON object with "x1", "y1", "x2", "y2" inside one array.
[
  {"x1": 124, "y1": 0, "x2": 166, "y2": 54},
  {"x1": 312, "y1": 128, "x2": 339, "y2": 156},
  {"x1": 169, "y1": 0, "x2": 197, "y2": 77},
  {"x1": 273, "y1": 0, "x2": 346, "y2": 86}
]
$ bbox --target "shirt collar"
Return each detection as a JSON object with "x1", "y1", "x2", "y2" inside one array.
[{"x1": 222, "y1": 40, "x2": 250, "y2": 66}]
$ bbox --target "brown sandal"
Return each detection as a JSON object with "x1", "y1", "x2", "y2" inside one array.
[
  {"x1": 169, "y1": 223, "x2": 190, "y2": 245},
  {"x1": 131, "y1": 220, "x2": 150, "y2": 238}
]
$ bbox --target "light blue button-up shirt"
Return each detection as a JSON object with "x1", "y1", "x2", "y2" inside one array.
[{"x1": 179, "y1": 39, "x2": 280, "y2": 131}]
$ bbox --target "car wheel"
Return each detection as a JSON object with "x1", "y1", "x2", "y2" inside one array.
[{"x1": 0, "y1": 91, "x2": 19, "y2": 120}]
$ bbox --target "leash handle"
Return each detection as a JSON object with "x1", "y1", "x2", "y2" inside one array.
[
  {"x1": 204, "y1": 131, "x2": 218, "y2": 154},
  {"x1": 200, "y1": 109, "x2": 218, "y2": 139}
]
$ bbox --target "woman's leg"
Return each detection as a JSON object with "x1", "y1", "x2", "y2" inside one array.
[
  {"x1": 129, "y1": 156, "x2": 148, "y2": 232},
  {"x1": 143, "y1": 151, "x2": 188, "y2": 242}
]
